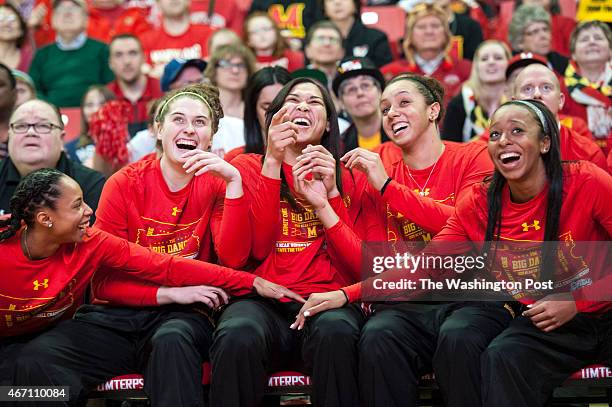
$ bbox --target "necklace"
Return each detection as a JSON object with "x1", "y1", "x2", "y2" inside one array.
[
  {"x1": 406, "y1": 151, "x2": 443, "y2": 196},
  {"x1": 22, "y1": 227, "x2": 32, "y2": 260}
]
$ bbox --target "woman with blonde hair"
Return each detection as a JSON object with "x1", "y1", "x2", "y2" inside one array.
[
  {"x1": 442, "y1": 40, "x2": 511, "y2": 142},
  {"x1": 381, "y1": 3, "x2": 471, "y2": 108},
  {"x1": 204, "y1": 43, "x2": 256, "y2": 158}
]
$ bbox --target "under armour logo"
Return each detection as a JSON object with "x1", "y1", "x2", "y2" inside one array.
[
  {"x1": 33, "y1": 279, "x2": 49, "y2": 290},
  {"x1": 522, "y1": 220, "x2": 541, "y2": 232},
  {"x1": 171, "y1": 207, "x2": 182, "y2": 216}
]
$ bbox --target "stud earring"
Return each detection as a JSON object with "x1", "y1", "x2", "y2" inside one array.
[{"x1": 48, "y1": 223, "x2": 53, "y2": 228}]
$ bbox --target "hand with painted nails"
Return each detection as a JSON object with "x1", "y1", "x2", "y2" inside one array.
[
  {"x1": 522, "y1": 293, "x2": 577, "y2": 332},
  {"x1": 341, "y1": 148, "x2": 389, "y2": 191},
  {"x1": 290, "y1": 290, "x2": 347, "y2": 330}
]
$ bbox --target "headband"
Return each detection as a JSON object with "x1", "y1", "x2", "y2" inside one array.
[
  {"x1": 157, "y1": 91, "x2": 213, "y2": 122},
  {"x1": 513, "y1": 100, "x2": 549, "y2": 135}
]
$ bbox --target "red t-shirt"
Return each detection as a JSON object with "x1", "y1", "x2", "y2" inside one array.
[
  {"x1": 256, "y1": 50, "x2": 305, "y2": 72},
  {"x1": 0, "y1": 227, "x2": 256, "y2": 337},
  {"x1": 140, "y1": 24, "x2": 215, "y2": 78},
  {"x1": 345, "y1": 162, "x2": 612, "y2": 312},
  {"x1": 236, "y1": 155, "x2": 366, "y2": 298},
  {"x1": 91, "y1": 158, "x2": 251, "y2": 306}
]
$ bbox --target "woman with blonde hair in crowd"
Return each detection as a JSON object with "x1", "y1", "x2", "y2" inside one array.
[
  {"x1": 381, "y1": 3, "x2": 471, "y2": 109},
  {"x1": 442, "y1": 40, "x2": 511, "y2": 142},
  {"x1": 204, "y1": 43, "x2": 256, "y2": 158}
]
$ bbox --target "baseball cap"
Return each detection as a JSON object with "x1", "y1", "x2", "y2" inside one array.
[
  {"x1": 505, "y1": 52, "x2": 548, "y2": 80},
  {"x1": 332, "y1": 57, "x2": 385, "y2": 97},
  {"x1": 160, "y1": 58, "x2": 207, "y2": 92}
]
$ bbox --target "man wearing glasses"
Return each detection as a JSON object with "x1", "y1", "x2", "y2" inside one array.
[
  {"x1": 0, "y1": 99, "x2": 105, "y2": 222},
  {"x1": 332, "y1": 57, "x2": 389, "y2": 154}
]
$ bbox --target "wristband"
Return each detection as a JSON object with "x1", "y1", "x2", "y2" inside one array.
[
  {"x1": 339, "y1": 288, "x2": 350, "y2": 305},
  {"x1": 380, "y1": 177, "x2": 392, "y2": 195}
]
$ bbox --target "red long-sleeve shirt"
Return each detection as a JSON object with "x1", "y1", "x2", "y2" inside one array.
[
  {"x1": 91, "y1": 158, "x2": 251, "y2": 306},
  {"x1": 239, "y1": 157, "x2": 365, "y2": 298},
  {"x1": 325, "y1": 140, "x2": 493, "y2": 278},
  {"x1": 0, "y1": 228, "x2": 256, "y2": 337},
  {"x1": 344, "y1": 161, "x2": 612, "y2": 314}
]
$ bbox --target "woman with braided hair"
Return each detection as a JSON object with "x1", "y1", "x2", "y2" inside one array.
[
  {"x1": 294, "y1": 99, "x2": 612, "y2": 407},
  {"x1": 0, "y1": 168, "x2": 302, "y2": 403}
]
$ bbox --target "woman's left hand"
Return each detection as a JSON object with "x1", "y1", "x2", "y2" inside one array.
[
  {"x1": 180, "y1": 149, "x2": 241, "y2": 182},
  {"x1": 290, "y1": 291, "x2": 347, "y2": 330},
  {"x1": 296, "y1": 145, "x2": 339, "y2": 199},
  {"x1": 522, "y1": 293, "x2": 577, "y2": 332}
]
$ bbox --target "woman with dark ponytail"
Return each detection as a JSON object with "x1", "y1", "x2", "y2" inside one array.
[
  {"x1": 209, "y1": 77, "x2": 366, "y2": 407},
  {"x1": 295, "y1": 99, "x2": 612, "y2": 407},
  {"x1": 0, "y1": 169, "x2": 302, "y2": 398}
]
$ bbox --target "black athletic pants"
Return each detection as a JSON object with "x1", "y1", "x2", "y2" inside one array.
[
  {"x1": 359, "y1": 302, "x2": 513, "y2": 407},
  {"x1": 482, "y1": 312, "x2": 612, "y2": 407},
  {"x1": 209, "y1": 297, "x2": 365, "y2": 407},
  {"x1": 1, "y1": 305, "x2": 214, "y2": 407}
]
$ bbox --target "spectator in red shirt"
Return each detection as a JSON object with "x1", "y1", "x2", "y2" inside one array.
[
  {"x1": 140, "y1": 0, "x2": 215, "y2": 78},
  {"x1": 107, "y1": 34, "x2": 162, "y2": 137},
  {"x1": 243, "y1": 12, "x2": 304, "y2": 72},
  {"x1": 381, "y1": 3, "x2": 471, "y2": 109},
  {"x1": 512, "y1": 64, "x2": 608, "y2": 171}
]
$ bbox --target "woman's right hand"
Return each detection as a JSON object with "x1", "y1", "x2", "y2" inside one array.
[
  {"x1": 253, "y1": 277, "x2": 305, "y2": 303},
  {"x1": 265, "y1": 105, "x2": 299, "y2": 166},
  {"x1": 341, "y1": 148, "x2": 389, "y2": 191}
]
